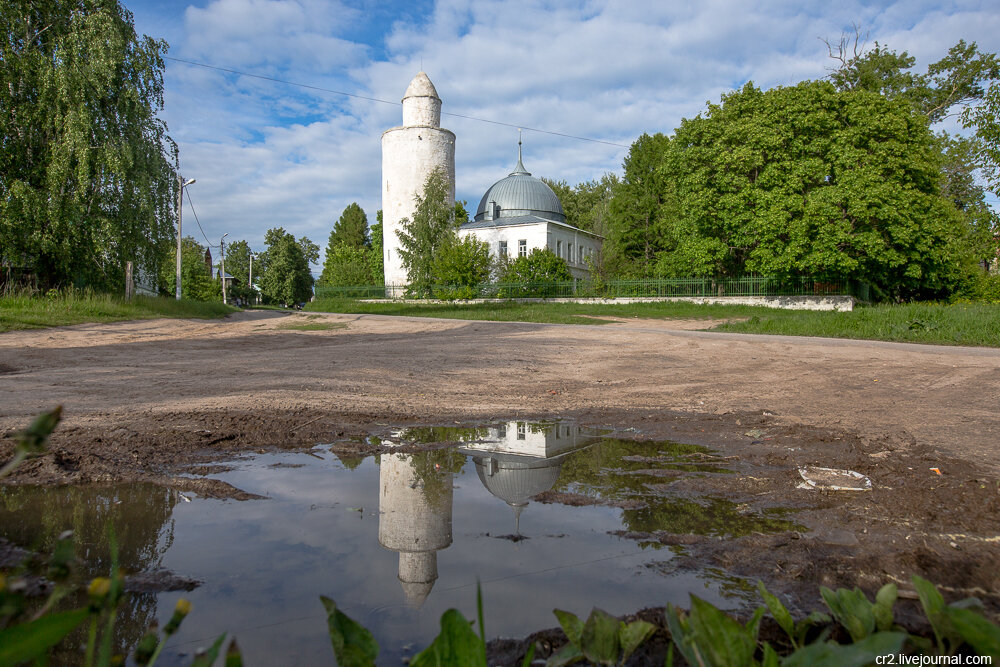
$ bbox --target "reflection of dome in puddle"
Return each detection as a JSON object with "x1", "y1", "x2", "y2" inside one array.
[
  {"x1": 378, "y1": 453, "x2": 452, "y2": 609},
  {"x1": 475, "y1": 456, "x2": 561, "y2": 506},
  {"x1": 474, "y1": 454, "x2": 564, "y2": 534}
]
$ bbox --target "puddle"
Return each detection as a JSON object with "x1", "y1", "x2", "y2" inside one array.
[{"x1": 0, "y1": 421, "x2": 800, "y2": 664}]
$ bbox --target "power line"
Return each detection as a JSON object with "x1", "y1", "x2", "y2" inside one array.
[
  {"x1": 184, "y1": 188, "x2": 217, "y2": 249},
  {"x1": 163, "y1": 56, "x2": 630, "y2": 148}
]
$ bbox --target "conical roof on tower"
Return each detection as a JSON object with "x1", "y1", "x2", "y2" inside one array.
[{"x1": 403, "y1": 71, "x2": 440, "y2": 100}]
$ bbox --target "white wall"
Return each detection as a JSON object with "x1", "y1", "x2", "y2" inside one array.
[{"x1": 460, "y1": 221, "x2": 602, "y2": 279}]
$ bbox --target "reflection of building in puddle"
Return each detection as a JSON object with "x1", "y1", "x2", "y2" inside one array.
[
  {"x1": 378, "y1": 422, "x2": 599, "y2": 605},
  {"x1": 461, "y1": 421, "x2": 601, "y2": 533},
  {"x1": 377, "y1": 452, "x2": 453, "y2": 608}
]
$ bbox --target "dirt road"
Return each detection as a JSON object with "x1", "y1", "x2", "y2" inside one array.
[{"x1": 2, "y1": 309, "x2": 999, "y2": 618}]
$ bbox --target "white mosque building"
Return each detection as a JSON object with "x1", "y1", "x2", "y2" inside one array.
[{"x1": 381, "y1": 72, "x2": 602, "y2": 287}]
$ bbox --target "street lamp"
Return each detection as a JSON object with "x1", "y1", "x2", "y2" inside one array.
[
  {"x1": 249, "y1": 252, "x2": 257, "y2": 306},
  {"x1": 220, "y1": 233, "x2": 229, "y2": 305},
  {"x1": 175, "y1": 176, "x2": 196, "y2": 300}
]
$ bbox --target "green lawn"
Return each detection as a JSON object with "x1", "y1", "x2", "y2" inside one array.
[
  {"x1": 716, "y1": 302, "x2": 1000, "y2": 347},
  {"x1": 0, "y1": 291, "x2": 236, "y2": 332},
  {"x1": 306, "y1": 297, "x2": 1000, "y2": 347}
]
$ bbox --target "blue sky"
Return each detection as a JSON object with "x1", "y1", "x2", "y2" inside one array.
[{"x1": 126, "y1": 0, "x2": 1000, "y2": 273}]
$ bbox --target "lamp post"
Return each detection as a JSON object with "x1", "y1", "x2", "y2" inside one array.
[
  {"x1": 220, "y1": 233, "x2": 229, "y2": 305},
  {"x1": 175, "y1": 176, "x2": 196, "y2": 300},
  {"x1": 249, "y1": 253, "x2": 256, "y2": 306}
]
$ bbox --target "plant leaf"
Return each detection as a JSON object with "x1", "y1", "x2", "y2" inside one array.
[
  {"x1": 410, "y1": 609, "x2": 486, "y2": 667},
  {"x1": 912, "y1": 575, "x2": 956, "y2": 652},
  {"x1": 758, "y1": 581, "x2": 796, "y2": 646},
  {"x1": 688, "y1": 595, "x2": 757, "y2": 667},
  {"x1": 519, "y1": 642, "x2": 536, "y2": 667},
  {"x1": 618, "y1": 620, "x2": 656, "y2": 662},
  {"x1": 945, "y1": 607, "x2": 1000, "y2": 659},
  {"x1": 0, "y1": 608, "x2": 89, "y2": 666},
  {"x1": 545, "y1": 643, "x2": 583, "y2": 667},
  {"x1": 553, "y1": 609, "x2": 583, "y2": 647},
  {"x1": 873, "y1": 583, "x2": 898, "y2": 632},
  {"x1": 761, "y1": 643, "x2": 780, "y2": 667},
  {"x1": 783, "y1": 632, "x2": 907, "y2": 667},
  {"x1": 663, "y1": 604, "x2": 699, "y2": 667},
  {"x1": 190, "y1": 634, "x2": 227, "y2": 667},
  {"x1": 820, "y1": 587, "x2": 875, "y2": 642},
  {"x1": 321, "y1": 596, "x2": 378, "y2": 667},
  {"x1": 579, "y1": 609, "x2": 620, "y2": 666}
]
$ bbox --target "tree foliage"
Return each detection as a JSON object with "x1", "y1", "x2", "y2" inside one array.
[
  {"x1": 500, "y1": 247, "x2": 572, "y2": 284},
  {"x1": 258, "y1": 227, "x2": 314, "y2": 305},
  {"x1": 654, "y1": 80, "x2": 971, "y2": 297},
  {"x1": 0, "y1": 0, "x2": 177, "y2": 290},
  {"x1": 158, "y1": 236, "x2": 218, "y2": 301},
  {"x1": 369, "y1": 210, "x2": 384, "y2": 283},
  {"x1": 542, "y1": 175, "x2": 618, "y2": 235},
  {"x1": 606, "y1": 133, "x2": 673, "y2": 276},
  {"x1": 396, "y1": 169, "x2": 456, "y2": 296},
  {"x1": 327, "y1": 203, "x2": 369, "y2": 250},
  {"x1": 319, "y1": 244, "x2": 376, "y2": 287},
  {"x1": 222, "y1": 240, "x2": 252, "y2": 286},
  {"x1": 430, "y1": 235, "x2": 491, "y2": 297}
]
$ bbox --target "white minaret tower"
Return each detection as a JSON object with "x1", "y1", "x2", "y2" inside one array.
[{"x1": 381, "y1": 72, "x2": 456, "y2": 291}]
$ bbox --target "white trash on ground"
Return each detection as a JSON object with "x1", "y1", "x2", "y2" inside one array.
[{"x1": 797, "y1": 466, "x2": 872, "y2": 491}]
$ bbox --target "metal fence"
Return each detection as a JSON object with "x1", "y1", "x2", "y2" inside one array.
[{"x1": 315, "y1": 277, "x2": 870, "y2": 301}]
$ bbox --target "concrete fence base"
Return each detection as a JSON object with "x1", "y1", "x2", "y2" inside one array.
[{"x1": 361, "y1": 295, "x2": 855, "y2": 311}]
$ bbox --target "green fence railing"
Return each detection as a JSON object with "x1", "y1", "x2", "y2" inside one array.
[{"x1": 314, "y1": 277, "x2": 869, "y2": 301}]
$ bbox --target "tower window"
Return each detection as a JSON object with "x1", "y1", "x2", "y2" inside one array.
[{"x1": 518, "y1": 239, "x2": 527, "y2": 257}]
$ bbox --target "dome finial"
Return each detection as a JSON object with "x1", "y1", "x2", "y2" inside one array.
[{"x1": 512, "y1": 130, "x2": 530, "y2": 176}]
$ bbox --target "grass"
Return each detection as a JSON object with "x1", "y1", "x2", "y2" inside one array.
[
  {"x1": 276, "y1": 320, "x2": 347, "y2": 331},
  {"x1": 717, "y1": 302, "x2": 1000, "y2": 347},
  {"x1": 0, "y1": 289, "x2": 236, "y2": 332},
  {"x1": 307, "y1": 297, "x2": 1000, "y2": 347},
  {"x1": 306, "y1": 296, "x2": 763, "y2": 325}
]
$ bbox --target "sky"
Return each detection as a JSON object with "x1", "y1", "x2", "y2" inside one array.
[{"x1": 126, "y1": 0, "x2": 1000, "y2": 274}]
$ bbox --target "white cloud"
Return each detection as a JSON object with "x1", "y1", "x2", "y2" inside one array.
[{"x1": 140, "y1": 0, "x2": 1000, "y2": 273}]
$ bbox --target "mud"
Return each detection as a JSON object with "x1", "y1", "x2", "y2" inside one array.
[{"x1": 2, "y1": 310, "x2": 999, "y2": 651}]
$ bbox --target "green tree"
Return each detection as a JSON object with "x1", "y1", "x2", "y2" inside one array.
[
  {"x1": 606, "y1": 133, "x2": 673, "y2": 276},
  {"x1": 659, "y1": 80, "x2": 971, "y2": 298},
  {"x1": 963, "y1": 80, "x2": 1000, "y2": 197},
  {"x1": 541, "y1": 175, "x2": 618, "y2": 234},
  {"x1": 327, "y1": 203, "x2": 369, "y2": 250},
  {"x1": 223, "y1": 240, "x2": 252, "y2": 286},
  {"x1": 159, "y1": 236, "x2": 219, "y2": 301},
  {"x1": 396, "y1": 169, "x2": 456, "y2": 296},
  {"x1": 298, "y1": 235, "x2": 320, "y2": 266},
  {"x1": 319, "y1": 245, "x2": 372, "y2": 287},
  {"x1": 370, "y1": 210, "x2": 384, "y2": 284},
  {"x1": 501, "y1": 247, "x2": 572, "y2": 284},
  {"x1": 430, "y1": 235, "x2": 491, "y2": 297},
  {"x1": 259, "y1": 227, "x2": 314, "y2": 305},
  {"x1": 0, "y1": 0, "x2": 177, "y2": 290},
  {"x1": 827, "y1": 34, "x2": 999, "y2": 123}
]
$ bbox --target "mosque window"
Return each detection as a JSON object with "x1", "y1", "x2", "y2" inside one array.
[{"x1": 518, "y1": 239, "x2": 527, "y2": 257}]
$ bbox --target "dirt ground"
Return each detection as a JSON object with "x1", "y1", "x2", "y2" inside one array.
[{"x1": 2, "y1": 309, "x2": 999, "y2": 655}]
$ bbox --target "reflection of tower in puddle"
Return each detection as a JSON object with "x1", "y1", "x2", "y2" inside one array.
[
  {"x1": 378, "y1": 452, "x2": 453, "y2": 608},
  {"x1": 463, "y1": 422, "x2": 599, "y2": 535}
]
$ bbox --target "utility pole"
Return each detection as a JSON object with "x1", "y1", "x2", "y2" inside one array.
[
  {"x1": 249, "y1": 253, "x2": 255, "y2": 306},
  {"x1": 220, "y1": 233, "x2": 229, "y2": 305},
  {"x1": 175, "y1": 175, "x2": 196, "y2": 300}
]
